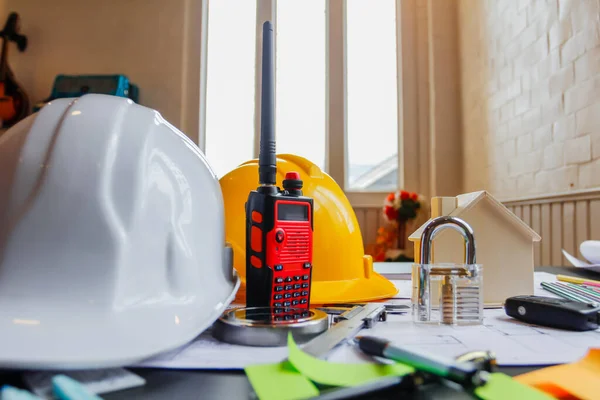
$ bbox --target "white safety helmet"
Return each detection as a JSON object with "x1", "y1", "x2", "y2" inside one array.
[{"x1": 0, "y1": 94, "x2": 239, "y2": 369}]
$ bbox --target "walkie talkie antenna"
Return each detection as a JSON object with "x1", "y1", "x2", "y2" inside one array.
[{"x1": 258, "y1": 21, "x2": 276, "y2": 188}]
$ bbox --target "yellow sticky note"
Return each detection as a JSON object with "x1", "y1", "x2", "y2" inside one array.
[
  {"x1": 515, "y1": 348, "x2": 600, "y2": 400},
  {"x1": 287, "y1": 333, "x2": 414, "y2": 387},
  {"x1": 245, "y1": 361, "x2": 318, "y2": 400},
  {"x1": 474, "y1": 373, "x2": 556, "y2": 400}
]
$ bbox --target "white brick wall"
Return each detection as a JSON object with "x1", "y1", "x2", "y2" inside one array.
[{"x1": 459, "y1": 0, "x2": 600, "y2": 198}]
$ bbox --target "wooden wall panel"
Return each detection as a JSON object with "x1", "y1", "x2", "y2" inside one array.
[
  {"x1": 540, "y1": 204, "x2": 551, "y2": 266},
  {"x1": 575, "y1": 201, "x2": 589, "y2": 259},
  {"x1": 562, "y1": 202, "x2": 575, "y2": 259},
  {"x1": 591, "y1": 200, "x2": 600, "y2": 239},
  {"x1": 551, "y1": 204, "x2": 563, "y2": 266},
  {"x1": 531, "y1": 205, "x2": 541, "y2": 266},
  {"x1": 522, "y1": 205, "x2": 531, "y2": 227},
  {"x1": 355, "y1": 189, "x2": 600, "y2": 266}
]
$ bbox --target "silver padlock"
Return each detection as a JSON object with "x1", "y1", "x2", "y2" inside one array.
[{"x1": 412, "y1": 216, "x2": 483, "y2": 324}]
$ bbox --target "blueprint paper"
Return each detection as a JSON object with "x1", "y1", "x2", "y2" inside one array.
[
  {"x1": 134, "y1": 272, "x2": 595, "y2": 369},
  {"x1": 326, "y1": 308, "x2": 600, "y2": 366},
  {"x1": 135, "y1": 328, "x2": 289, "y2": 370}
]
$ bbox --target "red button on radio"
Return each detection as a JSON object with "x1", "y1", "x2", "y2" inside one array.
[{"x1": 275, "y1": 229, "x2": 285, "y2": 243}]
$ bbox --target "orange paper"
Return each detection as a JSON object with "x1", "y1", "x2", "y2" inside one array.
[{"x1": 516, "y1": 348, "x2": 600, "y2": 400}]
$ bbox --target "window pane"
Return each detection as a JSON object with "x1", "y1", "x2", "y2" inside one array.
[
  {"x1": 205, "y1": 0, "x2": 257, "y2": 178},
  {"x1": 275, "y1": 0, "x2": 326, "y2": 171},
  {"x1": 346, "y1": 0, "x2": 399, "y2": 191}
]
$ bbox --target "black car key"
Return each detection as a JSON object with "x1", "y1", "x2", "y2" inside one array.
[{"x1": 504, "y1": 295, "x2": 600, "y2": 331}]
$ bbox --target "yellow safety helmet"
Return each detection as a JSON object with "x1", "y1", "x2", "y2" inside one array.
[{"x1": 219, "y1": 154, "x2": 398, "y2": 304}]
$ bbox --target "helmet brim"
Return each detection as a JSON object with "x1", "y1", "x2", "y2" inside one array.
[{"x1": 0, "y1": 276, "x2": 240, "y2": 370}]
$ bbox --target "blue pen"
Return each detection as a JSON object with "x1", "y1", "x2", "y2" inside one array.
[{"x1": 355, "y1": 336, "x2": 489, "y2": 387}]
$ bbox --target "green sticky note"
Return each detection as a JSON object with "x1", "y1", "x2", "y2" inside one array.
[
  {"x1": 474, "y1": 373, "x2": 556, "y2": 400},
  {"x1": 287, "y1": 333, "x2": 414, "y2": 387},
  {"x1": 245, "y1": 361, "x2": 319, "y2": 400}
]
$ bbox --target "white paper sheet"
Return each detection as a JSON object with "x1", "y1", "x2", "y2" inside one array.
[
  {"x1": 562, "y1": 249, "x2": 600, "y2": 273},
  {"x1": 133, "y1": 272, "x2": 593, "y2": 370}
]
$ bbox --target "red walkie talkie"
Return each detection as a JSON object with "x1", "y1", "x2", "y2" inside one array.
[{"x1": 245, "y1": 21, "x2": 314, "y2": 320}]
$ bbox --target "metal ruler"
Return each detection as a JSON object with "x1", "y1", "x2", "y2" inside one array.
[{"x1": 301, "y1": 303, "x2": 388, "y2": 358}]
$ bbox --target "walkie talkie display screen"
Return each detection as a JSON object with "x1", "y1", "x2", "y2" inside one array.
[{"x1": 278, "y1": 203, "x2": 308, "y2": 221}]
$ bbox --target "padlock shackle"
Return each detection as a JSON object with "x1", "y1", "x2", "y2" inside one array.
[{"x1": 419, "y1": 216, "x2": 476, "y2": 265}]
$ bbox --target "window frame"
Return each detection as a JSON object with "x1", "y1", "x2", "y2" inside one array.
[{"x1": 199, "y1": 0, "x2": 426, "y2": 208}]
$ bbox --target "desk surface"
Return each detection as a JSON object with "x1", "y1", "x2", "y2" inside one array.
[{"x1": 2, "y1": 266, "x2": 597, "y2": 399}]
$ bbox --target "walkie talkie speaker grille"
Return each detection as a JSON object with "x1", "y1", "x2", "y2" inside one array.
[{"x1": 220, "y1": 154, "x2": 398, "y2": 304}]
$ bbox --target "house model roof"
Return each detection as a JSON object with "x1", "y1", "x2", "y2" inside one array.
[{"x1": 408, "y1": 190, "x2": 541, "y2": 242}]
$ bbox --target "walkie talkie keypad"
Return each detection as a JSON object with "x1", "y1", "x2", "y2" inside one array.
[{"x1": 270, "y1": 264, "x2": 312, "y2": 317}]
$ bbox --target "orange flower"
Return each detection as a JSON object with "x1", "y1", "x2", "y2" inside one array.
[
  {"x1": 386, "y1": 192, "x2": 395, "y2": 202},
  {"x1": 400, "y1": 190, "x2": 410, "y2": 200}
]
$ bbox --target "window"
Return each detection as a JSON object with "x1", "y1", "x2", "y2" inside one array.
[
  {"x1": 346, "y1": 0, "x2": 399, "y2": 191},
  {"x1": 204, "y1": 0, "x2": 257, "y2": 178},
  {"x1": 202, "y1": 1, "x2": 402, "y2": 201},
  {"x1": 276, "y1": 0, "x2": 327, "y2": 171}
]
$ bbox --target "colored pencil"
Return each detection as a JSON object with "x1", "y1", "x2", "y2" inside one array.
[
  {"x1": 562, "y1": 282, "x2": 600, "y2": 302},
  {"x1": 582, "y1": 284, "x2": 600, "y2": 294},
  {"x1": 557, "y1": 274, "x2": 600, "y2": 287},
  {"x1": 541, "y1": 282, "x2": 597, "y2": 304}
]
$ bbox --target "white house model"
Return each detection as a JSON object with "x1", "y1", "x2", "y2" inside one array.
[{"x1": 408, "y1": 191, "x2": 541, "y2": 306}]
